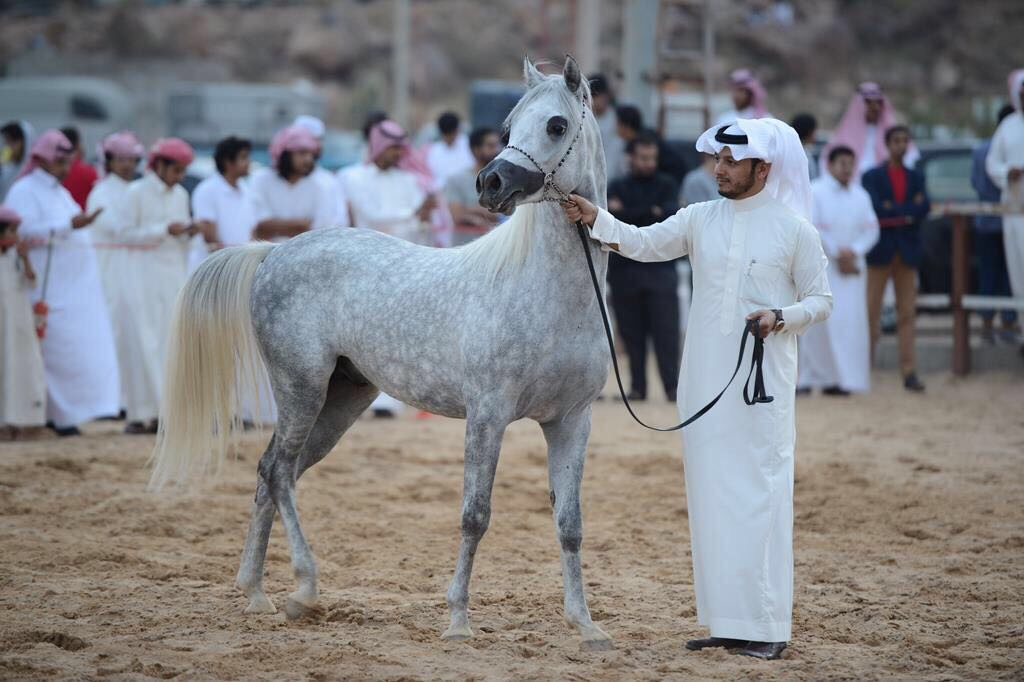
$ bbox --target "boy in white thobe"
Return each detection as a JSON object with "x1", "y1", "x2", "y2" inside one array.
[
  {"x1": 986, "y1": 68, "x2": 1024, "y2": 316},
  {"x1": 799, "y1": 146, "x2": 879, "y2": 394},
  {"x1": 563, "y1": 119, "x2": 832, "y2": 660},
  {"x1": 4, "y1": 129, "x2": 118, "y2": 435},
  {"x1": 0, "y1": 205, "x2": 47, "y2": 439},
  {"x1": 117, "y1": 138, "x2": 196, "y2": 433}
]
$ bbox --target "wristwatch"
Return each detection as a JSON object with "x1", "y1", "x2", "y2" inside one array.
[{"x1": 771, "y1": 308, "x2": 785, "y2": 332}]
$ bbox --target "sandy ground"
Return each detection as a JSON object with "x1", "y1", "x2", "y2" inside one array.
[{"x1": 1, "y1": 370, "x2": 1023, "y2": 680}]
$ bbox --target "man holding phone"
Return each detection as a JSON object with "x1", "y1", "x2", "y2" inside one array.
[{"x1": 118, "y1": 137, "x2": 199, "y2": 434}]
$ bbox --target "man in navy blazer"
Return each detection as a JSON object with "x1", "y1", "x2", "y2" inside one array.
[{"x1": 862, "y1": 125, "x2": 930, "y2": 392}]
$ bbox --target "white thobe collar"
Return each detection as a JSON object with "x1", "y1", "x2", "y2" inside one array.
[
  {"x1": 30, "y1": 167, "x2": 61, "y2": 188},
  {"x1": 822, "y1": 173, "x2": 850, "y2": 193},
  {"x1": 143, "y1": 171, "x2": 176, "y2": 194},
  {"x1": 731, "y1": 188, "x2": 773, "y2": 213}
]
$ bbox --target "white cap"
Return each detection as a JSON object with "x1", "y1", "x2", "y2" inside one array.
[{"x1": 293, "y1": 115, "x2": 326, "y2": 139}]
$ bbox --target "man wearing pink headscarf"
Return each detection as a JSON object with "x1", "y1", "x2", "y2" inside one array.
[
  {"x1": 986, "y1": 69, "x2": 1024, "y2": 325},
  {"x1": 822, "y1": 82, "x2": 919, "y2": 177},
  {"x1": 250, "y1": 125, "x2": 335, "y2": 242},
  {"x1": 716, "y1": 68, "x2": 771, "y2": 126},
  {"x1": 4, "y1": 129, "x2": 119, "y2": 436},
  {"x1": 345, "y1": 119, "x2": 437, "y2": 245},
  {"x1": 113, "y1": 137, "x2": 197, "y2": 434},
  {"x1": 0, "y1": 204, "x2": 48, "y2": 440},
  {"x1": 87, "y1": 132, "x2": 143, "y2": 422}
]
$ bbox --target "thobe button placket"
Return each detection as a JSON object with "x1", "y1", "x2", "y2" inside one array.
[{"x1": 719, "y1": 214, "x2": 746, "y2": 335}]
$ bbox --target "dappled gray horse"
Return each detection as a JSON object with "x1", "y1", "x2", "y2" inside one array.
[{"x1": 149, "y1": 56, "x2": 612, "y2": 649}]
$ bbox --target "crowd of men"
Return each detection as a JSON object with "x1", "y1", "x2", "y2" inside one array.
[
  {"x1": 0, "y1": 110, "x2": 502, "y2": 439},
  {"x1": 1, "y1": 66, "x2": 1022, "y2": 439},
  {"x1": 597, "y1": 68, "x2": 1023, "y2": 404}
]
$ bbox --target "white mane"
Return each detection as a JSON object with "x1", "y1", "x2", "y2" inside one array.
[{"x1": 454, "y1": 203, "x2": 537, "y2": 283}]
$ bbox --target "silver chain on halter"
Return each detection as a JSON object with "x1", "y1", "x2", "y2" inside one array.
[{"x1": 504, "y1": 105, "x2": 588, "y2": 204}]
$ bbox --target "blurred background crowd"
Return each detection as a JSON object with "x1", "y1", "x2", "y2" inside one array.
[{"x1": 1, "y1": 0, "x2": 1022, "y2": 440}]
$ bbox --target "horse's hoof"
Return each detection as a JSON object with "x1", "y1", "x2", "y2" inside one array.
[
  {"x1": 284, "y1": 594, "x2": 321, "y2": 621},
  {"x1": 243, "y1": 593, "x2": 277, "y2": 615},
  {"x1": 441, "y1": 624, "x2": 473, "y2": 642},
  {"x1": 579, "y1": 625, "x2": 615, "y2": 651}
]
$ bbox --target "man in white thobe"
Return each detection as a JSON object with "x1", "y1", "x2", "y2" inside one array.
[
  {"x1": 715, "y1": 68, "x2": 772, "y2": 126},
  {"x1": 251, "y1": 125, "x2": 334, "y2": 242},
  {"x1": 426, "y1": 111, "x2": 474, "y2": 190},
  {"x1": 346, "y1": 119, "x2": 435, "y2": 246},
  {"x1": 189, "y1": 135, "x2": 256, "y2": 269},
  {"x1": 986, "y1": 68, "x2": 1024, "y2": 325},
  {"x1": 563, "y1": 118, "x2": 832, "y2": 660},
  {"x1": 798, "y1": 145, "x2": 879, "y2": 394},
  {"x1": 590, "y1": 75, "x2": 625, "y2": 189},
  {"x1": 88, "y1": 131, "x2": 144, "y2": 416},
  {"x1": 116, "y1": 138, "x2": 196, "y2": 433},
  {"x1": 4, "y1": 129, "x2": 119, "y2": 436},
  {"x1": 293, "y1": 115, "x2": 349, "y2": 229},
  {"x1": 0, "y1": 205, "x2": 47, "y2": 439}
]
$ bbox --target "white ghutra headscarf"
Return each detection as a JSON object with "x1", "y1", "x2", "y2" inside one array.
[{"x1": 696, "y1": 118, "x2": 813, "y2": 222}]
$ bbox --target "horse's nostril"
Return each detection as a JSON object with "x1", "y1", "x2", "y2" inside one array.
[
  {"x1": 485, "y1": 172, "x2": 503, "y2": 193},
  {"x1": 475, "y1": 173, "x2": 484, "y2": 194}
]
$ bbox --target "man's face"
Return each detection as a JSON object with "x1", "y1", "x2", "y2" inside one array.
[
  {"x1": 731, "y1": 85, "x2": 753, "y2": 110},
  {"x1": 110, "y1": 156, "x2": 138, "y2": 181},
  {"x1": 228, "y1": 148, "x2": 251, "y2": 178},
  {"x1": 40, "y1": 156, "x2": 71, "y2": 181},
  {"x1": 629, "y1": 142, "x2": 658, "y2": 177},
  {"x1": 472, "y1": 133, "x2": 500, "y2": 166},
  {"x1": 290, "y1": 149, "x2": 315, "y2": 176},
  {"x1": 156, "y1": 160, "x2": 187, "y2": 187},
  {"x1": 3, "y1": 134, "x2": 24, "y2": 161},
  {"x1": 375, "y1": 144, "x2": 404, "y2": 170},
  {"x1": 592, "y1": 92, "x2": 609, "y2": 116},
  {"x1": 886, "y1": 130, "x2": 910, "y2": 161},
  {"x1": 615, "y1": 122, "x2": 636, "y2": 142},
  {"x1": 714, "y1": 147, "x2": 764, "y2": 199},
  {"x1": 864, "y1": 98, "x2": 883, "y2": 124},
  {"x1": 828, "y1": 153, "x2": 856, "y2": 186}
]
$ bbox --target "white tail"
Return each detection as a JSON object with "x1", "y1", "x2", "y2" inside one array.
[{"x1": 148, "y1": 243, "x2": 275, "y2": 491}]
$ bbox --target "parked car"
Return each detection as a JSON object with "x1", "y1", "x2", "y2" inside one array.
[{"x1": 914, "y1": 142, "x2": 978, "y2": 296}]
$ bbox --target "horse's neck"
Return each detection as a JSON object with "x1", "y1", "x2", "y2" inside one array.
[{"x1": 527, "y1": 173, "x2": 609, "y2": 294}]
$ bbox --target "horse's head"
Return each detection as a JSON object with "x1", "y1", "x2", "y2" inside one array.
[{"x1": 477, "y1": 55, "x2": 597, "y2": 215}]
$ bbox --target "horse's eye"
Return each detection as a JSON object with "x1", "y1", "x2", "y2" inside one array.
[
  {"x1": 547, "y1": 116, "x2": 568, "y2": 137},
  {"x1": 500, "y1": 128, "x2": 510, "y2": 146}
]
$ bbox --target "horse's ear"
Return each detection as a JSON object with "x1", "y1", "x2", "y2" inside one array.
[
  {"x1": 523, "y1": 58, "x2": 545, "y2": 89},
  {"x1": 563, "y1": 54, "x2": 582, "y2": 94}
]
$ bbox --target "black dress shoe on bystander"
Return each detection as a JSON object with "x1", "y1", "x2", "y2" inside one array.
[
  {"x1": 732, "y1": 641, "x2": 787, "y2": 660},
  {"x1": 685, "y1": 637, "x2": 746, "y2": 651}
]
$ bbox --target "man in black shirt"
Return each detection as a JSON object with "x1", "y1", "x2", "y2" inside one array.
[{"x1": 607, "y1": 133, "x2": 682, "y2": 401}]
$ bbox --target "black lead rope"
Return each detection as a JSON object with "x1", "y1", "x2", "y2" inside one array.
[{"x1": 574, "y1": 220, "x2": 773, "y2": 432}]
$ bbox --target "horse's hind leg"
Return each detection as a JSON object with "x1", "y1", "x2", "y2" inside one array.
[
  {"x1": 237, "y1": 361, "x2": 378, "y2": 618},
  {"x1": 541, "y1": 407, "x2": 613, "y2": 650}
]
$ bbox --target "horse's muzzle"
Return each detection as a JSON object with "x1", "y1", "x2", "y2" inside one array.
[{"x1": 476, "y1": 159, "x2": 545, "y2": 215}]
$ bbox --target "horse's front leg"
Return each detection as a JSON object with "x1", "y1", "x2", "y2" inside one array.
[
  {"x1": 541, "y1": 407, "x2": 613, "y2": 650},
  {"x1": 442, "y1": 414, "x2": 507, "y2": 641}
]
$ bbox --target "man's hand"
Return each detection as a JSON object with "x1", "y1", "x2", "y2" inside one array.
[
  {"x1": 167, "y1": 222, "x2": 190, "y2": 237},
  {"x1": 416, "y1": 194, "x2": 438, "y2": 221},
  {"x1": 651, "y1": 205, "x2": 664, "y2": 218},
  {"x1": 71, "y1": 208, "x2": 103, "y2": 229},
  {"x1": 560, "y1": 193, "x2": 598, "y2": 226},
  {"x1": 1009, "y1": 167, "x2": 1023, "y2": 183},
  {"x1": 746, "y1": 309, "x2": 779, "y2": 338},
  {"x1": 194, "y1": 220, "x2": 217, "y2": 242},
  {"x1": 607, "y1": 197, "x2": 624, "y2": 213},
  {"x1": 837, "y1": 247, "x2": 859, "y2": 275}
]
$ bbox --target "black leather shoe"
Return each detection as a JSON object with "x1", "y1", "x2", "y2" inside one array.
[
  {"x1": 903, "y1": 373, "x2": 925, "y2": 393},
  {"x1": 52, "y1": 425, "x2": 82, "y2": 437},
  {"x1": 822, "y1": 385, "x2": 850, "y2": 396},
  {"x1": 732, "y1": 641, "x2": 787, "y2": 660},
  {"x1": 685, "y1": 637, "x2": 746, "y2": 651}
]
